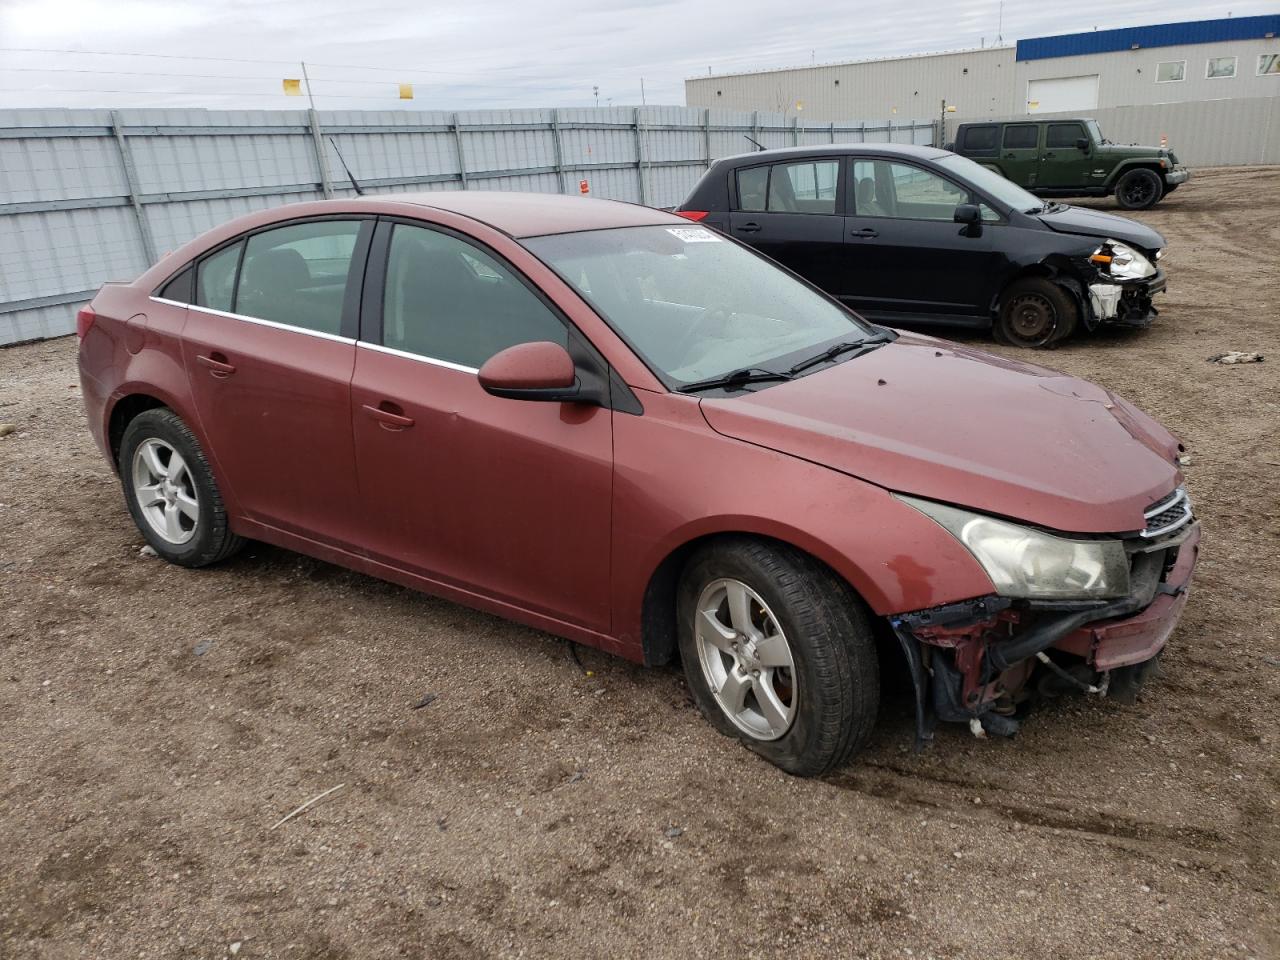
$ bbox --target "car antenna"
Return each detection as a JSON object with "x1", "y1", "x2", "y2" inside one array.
[
  {"x1": 328, "y1": 137, "x2": 365, "y2": 196},
  {"x1": 744, "y1": 135, "x2": 766, "y2": 152}
]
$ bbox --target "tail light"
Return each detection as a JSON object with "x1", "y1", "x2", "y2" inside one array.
[
  {"x1": 76, "y1": 305, "x2": 96, "y2": 339},
  {"x1": 674, "y1": 210, "x2": 709, "y2": 222}
]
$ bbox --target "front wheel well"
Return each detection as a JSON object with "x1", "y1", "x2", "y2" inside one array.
[
  {"x1": 108, "y1": 394, "x2": 168, "y2": 467},
  {"x1": 639, "y1": 532, "x2": 871, "y2": 667}
]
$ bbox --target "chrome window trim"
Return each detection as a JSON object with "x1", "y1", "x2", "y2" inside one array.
[
  {"x1": 147, "y1": 297, "x2": 356, "y2": 345},
  {"x1": 358, "y1": 340, "x2": 480, "y2": 375}
]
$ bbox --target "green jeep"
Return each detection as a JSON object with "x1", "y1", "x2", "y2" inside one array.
[{"x1": 950, "y1": 118, "x2": 1190, "y2": 210}]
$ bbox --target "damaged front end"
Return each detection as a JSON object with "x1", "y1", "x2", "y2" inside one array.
[
  {"x1": 889, "y1": 488, "x2": 1199, "y2": 746},
  {"x1": 1076, "y1": 240, "x2": 1166, "y2": 331}
]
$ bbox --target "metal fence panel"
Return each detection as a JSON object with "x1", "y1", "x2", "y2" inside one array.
[{"x1": 0, "y1": 105, "x2": 933, "y2": 344}]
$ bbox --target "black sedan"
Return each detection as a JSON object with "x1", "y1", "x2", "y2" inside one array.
[{"x1": 675, "y1": 144, "x2": 1168, "y2": 347}]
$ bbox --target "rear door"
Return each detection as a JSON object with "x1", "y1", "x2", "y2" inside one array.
[
  {"x1": 727, "y1": 157, "x2": 849, "y2": 297},
  {"x1": 840, "y1": 158, "x2": 995, "y2": 320},
  {"x1": 180, "y1": 217, "x2": 371, "y2": 549},
  {"x1": 999, "y1": 123, "x2": 1042, "y2": 186},
  {"x1": 1038, "y1": 122, "x2": 1092, "y2": 188}
]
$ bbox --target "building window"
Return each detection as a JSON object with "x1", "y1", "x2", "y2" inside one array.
[
  {"x1": 1206, "y1": 57, "x2": 1237, "y2": 79},
  {"x1": 1260, "y1": 54, "x2": 1280, "y2": 77},
  {"x1": 1156, "y1": 61, "x2": 1185, "y2": 82}
]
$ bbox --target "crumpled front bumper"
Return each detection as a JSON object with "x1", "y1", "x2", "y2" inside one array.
[
  {"x1": 1088, "y1": 268, "x2": 1166, "y2": 329},
  {"x1": 1055, "y1": 524, "x2": 1200, "y2": 670}
]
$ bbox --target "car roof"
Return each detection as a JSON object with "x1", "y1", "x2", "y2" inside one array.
[
  {"x1": 359, "y1": 191, "x2": 680, "y2": 238},
  {"x1": 713, "y1": 143, "x2": 951, "y2": 166}
]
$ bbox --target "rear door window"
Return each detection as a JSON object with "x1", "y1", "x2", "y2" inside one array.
[
  {"x1": 736, "y1": 166, "x2": 769, "y2": 211},
  {"x1": 235, "y1": 220, "x2": 364, "y2": 336},
  {"x1": 195, "y1": 242, "x2": 242, "y2": 313},
  {"x1": 1002, "y1": 125, "x2": 1039, "y2": 149},
  {"x1": 766, "y1": 160, "x2": 839, "y2": 214}
]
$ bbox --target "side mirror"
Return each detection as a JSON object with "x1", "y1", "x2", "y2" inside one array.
[
  {"x1": 478, "y1": 341, "x2": 580, "y2": 402},
  {"x1": 1075, "y1": 138, "x2": 1090, "y2": 152},
  {"x1": 953, "y1": 203, "x2": 981, "y2": 225}
]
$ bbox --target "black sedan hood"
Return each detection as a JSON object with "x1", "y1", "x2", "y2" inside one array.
[{"x1": 1037, "y1": 205, "x2": 1165, "y2": 251}]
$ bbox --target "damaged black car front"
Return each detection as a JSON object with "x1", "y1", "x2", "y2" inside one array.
[{"x1": 1077, "y1": 238, "x2": 1167, "y2": 331}]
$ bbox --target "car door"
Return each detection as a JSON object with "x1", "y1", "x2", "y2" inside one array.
[
  {"x1": 349, "y1": 219, "x2": 614, "y2": 632},
  {"x1": 999, "y1": 123, "x2": 1042, "y2": 186},
  {"x1": 727, "y1": 158, "x2": 849, "y2": 297},
  {"x1": 180, "y1": 217, "x2": 371, "y2": 548},
  {"x1": 840, "y1": 158, "x2": 995, "y2": 321},
  {"x1": 1037, "y1": 122, "x2": 1092, "y2": 188}
]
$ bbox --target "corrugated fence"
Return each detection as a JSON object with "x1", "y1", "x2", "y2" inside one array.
[{"x1": 0, "y1": 106, "x2": 934, "y2": 344}]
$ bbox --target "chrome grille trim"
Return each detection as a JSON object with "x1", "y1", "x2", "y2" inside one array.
[{"x1": 1141, "y1": 486, "x2": 1193, "y2": 539}]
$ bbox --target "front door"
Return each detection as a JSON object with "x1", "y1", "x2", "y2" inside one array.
[
  {"x1": 1037, "y1": 121, "x2": 1092, "y2": 188},
  {"x1": 180, "y1": 218, "x2": 371, "y2": 549},
  {"x1": 840, "y1": 158, "x2": 995, "y2": 321},
  {"x1": 727, "y1": 158, "x2": 849, "y2": 297},
  {"x1": 350, "y1": 221, "x2": 614, "y2": 632}
]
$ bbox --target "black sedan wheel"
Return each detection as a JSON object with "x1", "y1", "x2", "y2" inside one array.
[
  {"x1": 1115, "y1": 168, "x2": 1164, "y2": 210},
  {"x1": 996, "y1": 277, "x2": 1078, "y2": 349}
]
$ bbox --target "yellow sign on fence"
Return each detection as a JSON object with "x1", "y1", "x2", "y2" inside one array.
[{"x1": 283, "y1": 79, "x2": 302, "y2": 96}]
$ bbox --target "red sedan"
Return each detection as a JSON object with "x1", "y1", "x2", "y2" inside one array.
[{"x1": 77, "y1": 193, "x2": 1199, "y2": 775}]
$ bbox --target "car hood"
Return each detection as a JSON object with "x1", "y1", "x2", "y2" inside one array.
[
  {"x1": 699, "y1": 334, "x2": 1183, "y2": 534},
  {"x1": 1037, "y1": 205, "x2": 1165, "y2": 251}
]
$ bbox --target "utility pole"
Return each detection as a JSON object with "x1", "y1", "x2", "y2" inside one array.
[
  {"x1": 301, "y1": 61, "x2": 333, "y2": 199},
  {"x1": 593, "y1": 85, "x2": 599, "y2": 107},
  {"x1": 640, "y1": 77, "x2": 646, "y2": 106}
]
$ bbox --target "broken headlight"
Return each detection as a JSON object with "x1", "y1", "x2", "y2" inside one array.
[
  {"x1": 895, "y1": 495, "x2": 1131, "y2": 600},
  {"x1": 1089, "y1": 240, "x2": 1155, "y2": 281}
]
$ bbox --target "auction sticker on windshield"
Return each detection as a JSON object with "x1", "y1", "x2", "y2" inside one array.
[{"x1": 666, "y1": 227, "x2": 721, "y2": 243}]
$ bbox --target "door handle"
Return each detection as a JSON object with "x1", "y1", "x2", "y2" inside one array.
[
  {"x1": 1004, "y1": 152, "x2": 1016, "y2": 159},
  {"x1": 196, "y1": 353, "x2": 236, "y2": 377},
  {"x1": 736, "y1": 222, "x2": 762, "y2": 233},
  {"x1": 1043, "y1": 152, "x2": 1056, "y2": 159},
  {"x1": 849, "y1": 228, "x2": 879, "y2": 239},
  {"x1": 362, "y1": 402, "x2": 415, "y2": 431}
]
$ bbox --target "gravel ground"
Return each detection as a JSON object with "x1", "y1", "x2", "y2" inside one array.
[{"x1": 1, "y1": 166, "x2": 1277, "y2": 960}]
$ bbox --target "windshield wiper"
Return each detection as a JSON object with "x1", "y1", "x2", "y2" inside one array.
[
  {"x1": 786, "y1": 334, "x2": 891, "y2": 376},
  {"x1": 678, "y1": 366, "x2": 794, "y2": 394}
]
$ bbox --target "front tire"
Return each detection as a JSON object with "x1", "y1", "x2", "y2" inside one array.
[
  {"x1": 676, "y1": 538, "x2": 879, "y2": 777},
  {"x1": 1114, "y1": 168, "x2": 1163, "y2": 210},
  {"x1": 995, "y1": 277, "x2": 1078, "y2": 348},
  {"x1": 119, "y1": 408, "x2": 244, "y2": 567}
]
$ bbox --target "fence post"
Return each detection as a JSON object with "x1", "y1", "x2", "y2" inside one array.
[
  {"x1": 752, "y1": 110, "x2": 760, "y2": 148},
  {"x1": 306, "y1": 109, "x2": 334, "y2": 198},
  {"x1": 634, "y1": 107, "x2": 648, "y2": 206},
  {"x1": 829, "y1": 121, "x2": 836, "y2": 144},
  {"x1": 793, "y1": 116, "x2": 800, "y2": 146},
  {"x1": 452, "y1": 113, "x2": 469, "y2": 190},
  {"x1": 704, "y1": 108, "x2": 713, "y2": 169},
  {"x1": 109, "y1": 110, "x2": 158, "y2": 265},
  {"x1": 550, "y1": 109, "x2": 567, "y2": 193}
]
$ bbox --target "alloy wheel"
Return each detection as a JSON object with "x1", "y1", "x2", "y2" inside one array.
[
  {"x1": 693, "y1": 578, "x2": 797, "y2": 740},
  {"x1": 1123, "y1": 178, "x2": 1156, "y2": 207},
  {"x1": 131, "y1": 437, "x2": 200, "y2": 545}
]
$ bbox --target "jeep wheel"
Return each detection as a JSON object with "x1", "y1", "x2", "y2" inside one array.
[
  {"x1": 1115, "y1": 168, "x2": 1163, "y2": 210},
  {"x1": 995, "y1": 277, "x2": 1078, "y2": 349}
]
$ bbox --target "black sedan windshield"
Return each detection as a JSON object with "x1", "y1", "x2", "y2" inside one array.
[{"x1": 524, "y1": 225, "x2": 877, "y2": 388}]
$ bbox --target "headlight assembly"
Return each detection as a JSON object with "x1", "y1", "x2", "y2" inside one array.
[
  {"x1": 896, "y1": 495, "x2": 1131, "y2": 600},
  {"x1": 1089, "y1": 239, "x2": 1156, "y2": 280}
]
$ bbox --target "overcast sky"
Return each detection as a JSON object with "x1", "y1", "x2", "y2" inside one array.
[{"x1": 1, "y1": 0, "x2": 1275, "y2": 112}]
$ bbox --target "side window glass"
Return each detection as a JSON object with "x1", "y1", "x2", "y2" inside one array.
[
  {"x1": 887, "y1": 163, "x2": 968, "y2": 221},
  {"x1": 1045, "y1": 123, "x2": 1086, "y2": 149},
  {"x1": 962, "y1": 126, "x2": 999, "y2": 156},
  {"x1": 737, "y1": 166, "x2": 768, "y2": 212},
  {"x1": 236, "y1": 220, "x2": 362, "y2": 335},
  {"x1": 851, "y1": 159, "x2": 889, "y2": 217},
  {"x1": 1002, "y1": 125, "x2": 1038, "y2": 149},
  {"x1": 159, "y1": 266, "x2": 194, "y2": 303},
  {"x1": 383, "y1": 224, "x2": 566, "y2": 369},
  {"x1": 766, "y1": 160, "x2": 838, "y2": 214},
  {"x1": 195, "y1": 242, "x2": 242, "y2": 313}
]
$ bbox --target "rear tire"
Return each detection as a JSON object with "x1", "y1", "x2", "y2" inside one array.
[
  {"x1": 676, "y1": 538, "x2": 879, "y2": 777},
  {"x1": 120, "y1": 408, "x2": 244, "y2": 567},
  {"x1": 995, "y1": 277, "x2": 1078, "y2": 348},
  {"x1": 1114, "y1": 168, "x2": 1163, "y2": 210}
]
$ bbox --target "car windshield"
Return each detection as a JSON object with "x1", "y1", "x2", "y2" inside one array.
[
  {"x1": 936, "y1": 153, "x2": 1046, "y2": 213},
  {"x1": 523, "y1": 225, "x2": 879, "y2": 389},
  {"x1": 1086, "y1": 119, "x2": 1105, "y2": 144}
]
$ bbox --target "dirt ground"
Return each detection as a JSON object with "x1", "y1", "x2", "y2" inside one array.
[{"x1": 1, "y1": 166, "x2": 1278, "y2": 960}]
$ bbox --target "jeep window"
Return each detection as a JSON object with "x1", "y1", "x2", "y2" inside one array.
[
  {"x1": 960, "y1": 125, "x2": 998, "y2": 157},
  {"x1": 1206, "y1": 56, "x2": 1237, "y2": 79},
  {"x1": 1002, "y1": 125, "x2": 1038, "y2": 149},
  {"x1": 1045, "y1": 123, "x2": 1086, "y2": 149},
  {"x1": 766, "y1": 160, "x2": 839, "y2": 214},
  {"x1": 1085, "y1": 119, "x2": 1104, "y2": 144},
  {"x1": 1157, "y1": 60, "x2": 1186, "y2": 83},
  {"x1": 934, "y1": 153, "x2": 1044, "y2": 214},
  {"x1": 1259, "y1": 54, "x2": 1280, "y2": 76},
  {"x1": 737, "y1": 166, "x2": 768, "y2": 212}
]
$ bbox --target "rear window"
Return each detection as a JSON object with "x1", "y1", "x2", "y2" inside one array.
[
  {"x1": 960, "y1": 125, "x2": 998, "y2": 156},
  {"x1": 1002, "y1": 125, "x2": 1038, "y2": 149}
]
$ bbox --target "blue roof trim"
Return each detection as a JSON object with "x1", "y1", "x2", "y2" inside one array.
[{"x1": 1016, "y1": 15, "x2": 1280, "y2": 61}]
